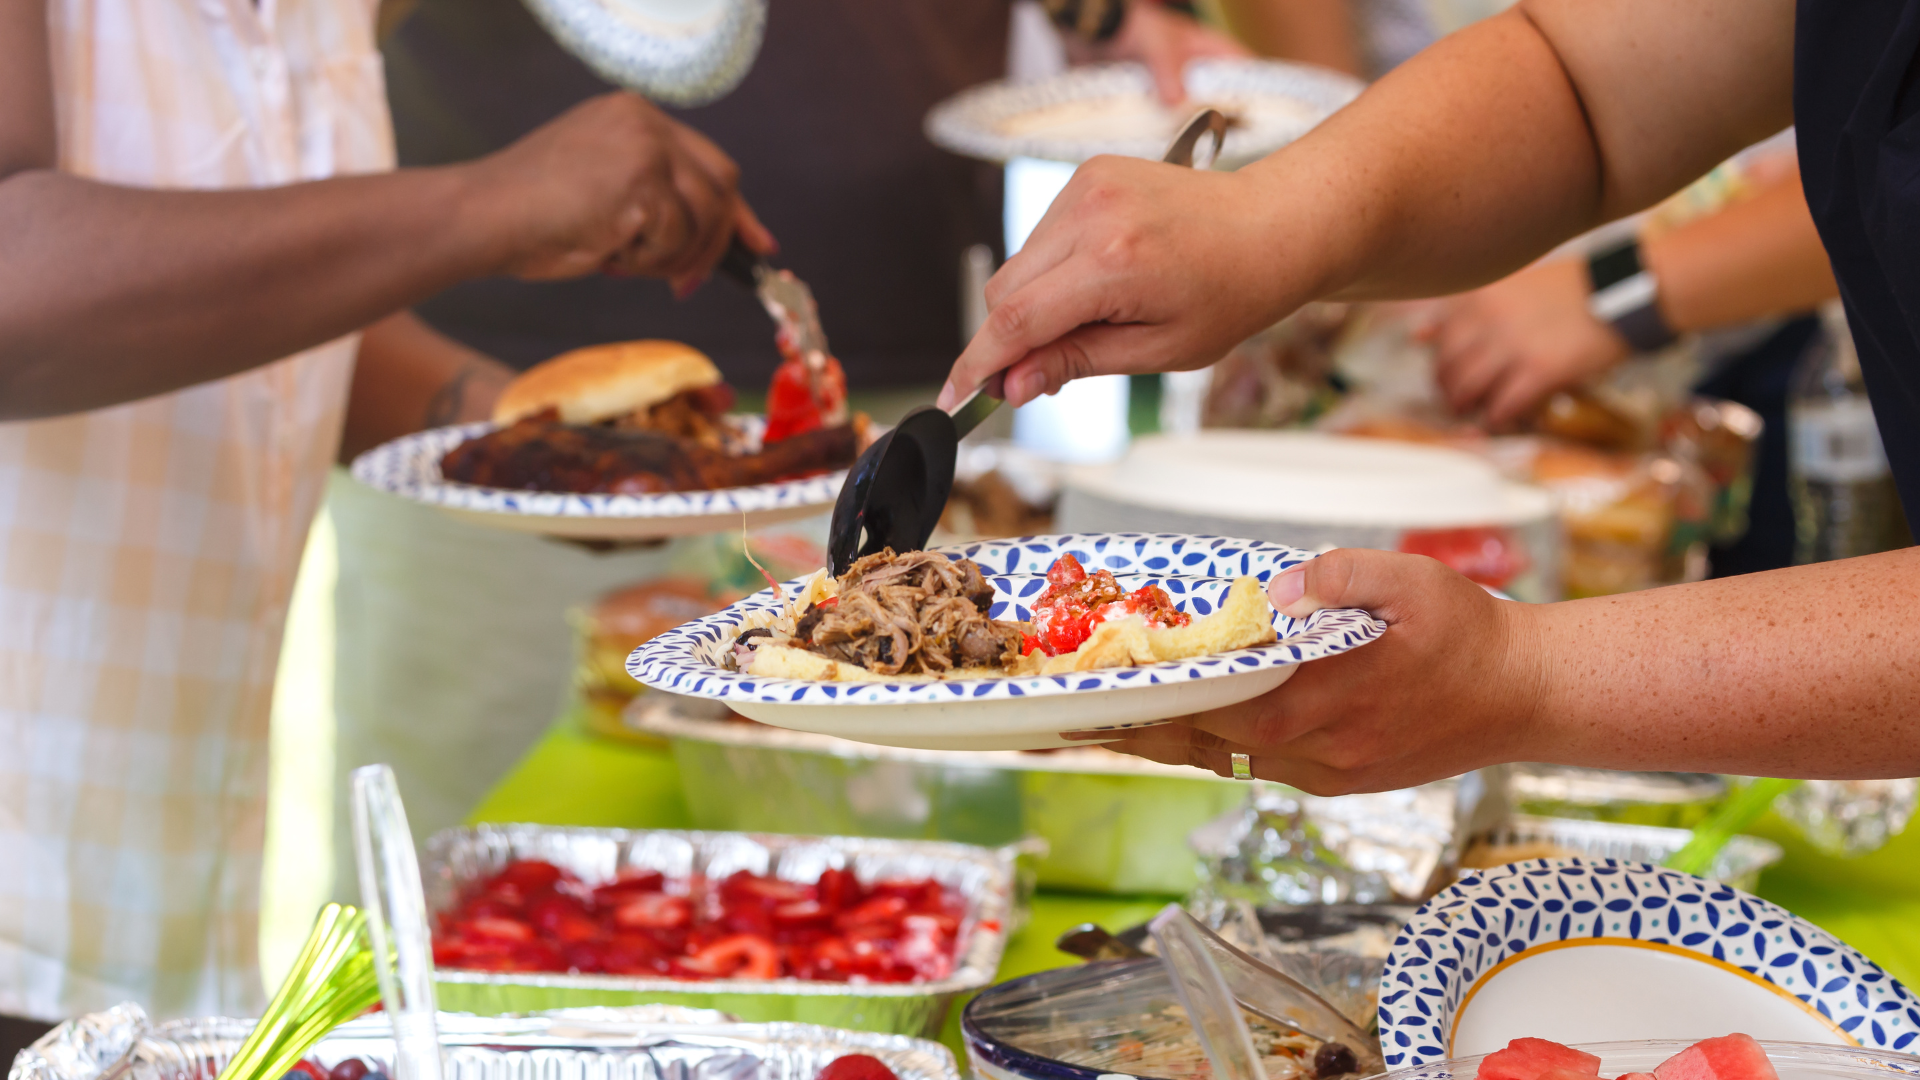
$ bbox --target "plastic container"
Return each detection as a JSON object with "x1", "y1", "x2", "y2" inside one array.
[
  {"x1": 963, "y1": 958, "x2": 1370, "y2": 1080},
  {"x1": 1058, "y1": 432, "x2": 1559, "y2": 602}
]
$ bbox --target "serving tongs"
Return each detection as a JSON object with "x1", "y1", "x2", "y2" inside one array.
[
  {"x1": 821, "y1": 108, "x2": 1231, "y2": 574},
  {"x1": 718, "y1": 242, "x2": 848, "y2": 429},
  {"x1": 350, "y1": 764, "x2": 446, "y2": 1080},
  {"x1": 1071, "y1": 908, "x2": 1382, "y2": 1076}
]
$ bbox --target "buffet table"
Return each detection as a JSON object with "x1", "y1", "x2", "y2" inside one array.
[{"x1": 471, "y1": 707, "x2": 1920, "y2": 1052}]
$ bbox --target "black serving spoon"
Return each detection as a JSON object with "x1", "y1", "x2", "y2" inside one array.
[
  {"x1": 823, "y1": 108, "x2": 1229, "y2": 575},
  {"x1": 825, "y1": 387, "x2": 1004, "y2": 574}
]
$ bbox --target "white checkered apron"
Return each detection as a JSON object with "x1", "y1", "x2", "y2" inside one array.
[{"x1": 0, "y1": 0, "x2": 393, "y2": 1021}]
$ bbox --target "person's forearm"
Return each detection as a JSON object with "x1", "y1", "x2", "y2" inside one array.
[
  {"x1": 1234, "y1": 0, "x2": 1793, "y2": 306},
  {"x1": 1645, "y1": 170, "x2": 1838, "y2": 333},
  {"x1": 339, "y1": 311, "x2": 514, "y2": 463},
  {"x1": 1521, "y1": 548, "x2": 1920, "y2": 778},
  {"x1": 1218, "y1": 0, "x2": 1362, "y2": 76},
  {"x1": 0, "y1": 167, "x2": 511, "y2": 419}
]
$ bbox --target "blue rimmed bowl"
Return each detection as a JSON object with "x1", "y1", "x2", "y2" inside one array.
[
  {"x1": 628, "y1": 533, "x2": 1386, "y2": 752},
  {"x1": 1377, "y1": 859, "x2": 1917, "y2": 1066}
]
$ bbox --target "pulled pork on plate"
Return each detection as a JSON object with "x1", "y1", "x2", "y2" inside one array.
[
  {"x1": 734, "y1": 550, "x2": 1027, "y2": 678},
  {"x1": 726, "y1": 549, "x2": 1279, "y2": 683}
]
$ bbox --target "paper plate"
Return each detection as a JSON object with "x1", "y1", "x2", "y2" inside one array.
[
  {"x1": 628, "y1": 533, "x2": 1386, "y2": 752},
  {"x1": 521, "y1": 0, "x2": 765, "y2": 107},
  {"x1": 924, "y1": 58, "x2": 1363, "y2": 168},
  {"x1": 1377, "y1": 859, "x2": 1918, "y2": 1067},
  {"x1": 349, "y1": 421, "x2": 843, "y2": 541},
  {"x1": 1368, "y1": 1041, "x2": 1920, "y2": 1080}
]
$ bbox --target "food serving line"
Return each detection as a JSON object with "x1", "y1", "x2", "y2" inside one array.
[
  {"x1": 338, "y1": 56, "x2": 1920, "y2": 1080},
  {"x1": 467, "y1": 701, "x2": 1920, "y2": 1051},
  {"x1": 23, "y1": 47, "x2": 1920, "y2": 1080}
]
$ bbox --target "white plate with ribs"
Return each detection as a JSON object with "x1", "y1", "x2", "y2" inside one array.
[{"x1": 350, "y1": 419, "x2": 845, "y2": 541}]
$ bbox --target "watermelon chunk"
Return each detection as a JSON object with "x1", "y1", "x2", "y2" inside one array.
[
  {"x1": 1619, "y1": 1072, "x2": 1659, "y2": 1080},
  {"x1": 1653, "y1": 1035, "x2": 1780, "y2": 1080},
  {"x1": 1480, "y1": 1039, "x2": 1604, "y2": 1080}
]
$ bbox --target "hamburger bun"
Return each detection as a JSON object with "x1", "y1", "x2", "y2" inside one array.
[{"x1": 493, "y1": 340, "x2": 723, "y2": 425}]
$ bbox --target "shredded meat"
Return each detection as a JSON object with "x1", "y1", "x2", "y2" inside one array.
[
  {"x1": 612, "y1": 385, "x2": 738, "y2": 450},
  {"x1": 441, "y1": 404, "x2": 857, "y2": 495},
  {"x1": 802, "y1": 549, "x2": 1028, "y2": 676}
]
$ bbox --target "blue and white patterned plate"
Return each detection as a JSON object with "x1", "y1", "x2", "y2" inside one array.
[
  {"x1": 925, "y1": 58, "x2": 1363, "y2": 167},
  {"x1": 1378, "y1": 859, "x2": 1916, "y2": 1066},
  {"x1": 349, "y1": 420, "x2": 844, "y2": 541},
  {"x1": 1369, "y1": 1040, "x2": 1920, "y2": 1080},
  {"x1": 629, "y1": 533, "x2": 1386, "y2": 752}
]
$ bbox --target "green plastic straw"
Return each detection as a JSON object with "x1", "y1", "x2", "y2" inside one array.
[
  {"x1": 1664, "y1": 777, "x2": 1804, "y2": 877},
  {"x1": 217, "y1": 904, "x2": 383, "y2": 1080}
]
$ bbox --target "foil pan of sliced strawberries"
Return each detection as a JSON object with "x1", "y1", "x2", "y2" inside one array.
[
  {"x1": 419, "y1": 824, "x2": 1017, "y2": 1037},
  {"x1": 14, "y1": 1003, "x2": 962, "y2": 1080}
]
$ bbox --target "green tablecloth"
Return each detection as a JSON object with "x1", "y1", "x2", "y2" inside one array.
[{"x1": 469, "y1": 712, "x2": 1920, "y2": 1053}]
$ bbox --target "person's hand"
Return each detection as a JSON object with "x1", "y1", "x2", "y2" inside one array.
[
  {"x1": 1421, "y1": 257, "x2": 1628, "y2": 429},
  {"x1": 1074, "y1": 548, "x2": 1548, "y2": 795},
  {"x1": 938, "y1": 155, "x2": 1299, "y2": 410},
  {"x1": 464, "y1": 92, "x2": 774, "y2": 294},
  {"x1": 1085, "y1": 2, "x2": 1252, "y2": 105}
]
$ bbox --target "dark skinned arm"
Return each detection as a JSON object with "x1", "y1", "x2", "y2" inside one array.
[
  {"x1": 338, "y1": 312, "x2": 515, "y2": 464},
  {"x1": 0, "y1": 0, "x2": 770, "y2": 421}
]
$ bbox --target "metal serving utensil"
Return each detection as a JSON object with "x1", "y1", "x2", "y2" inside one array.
[
  {"x1": 720, "y1": 242, "x2": 830, "y2": 361},
  {"x1": 822, "y1": 108, "x2": 1230, "y2": 574}
]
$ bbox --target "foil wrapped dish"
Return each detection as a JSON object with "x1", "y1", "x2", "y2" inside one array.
[{"x1": 10, "y1": 1003, "x2": 961, "y2": 1080}]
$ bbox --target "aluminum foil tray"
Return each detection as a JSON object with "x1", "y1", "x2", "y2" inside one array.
[
  {"x1": 10, "y1": 1003, "x2": 962, "y2": 1080},
  {"x1": 1504, "y1": 766, "x2": 1728, "y2": 828},
  {"x1": 1467, "y1": 814, "x2": 1783, "y2": 892},
  {"x1": 421, "y1": 824, "x2": 1015, "y2": 1037},
  {"x1": 626, "y1": 703, "x2": 1244, "y2": 896}
]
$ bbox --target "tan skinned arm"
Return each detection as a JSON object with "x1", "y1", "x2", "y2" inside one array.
[
  {"x1": 1648, "y1": 167, "x2": 1837, "y2": 332},
  {"x1": 939, "y1": 0, "x2": 1797, "y2": 409},
  {"x1": 1087, "y1": 546, "x2": 1920, "y2": 794},
  {"x1": 1429, "y1": 165, "x2": 1839, "y2": 425},
  {"x1": 338, "y1": 312, "x2": 515, "y2": 464}
]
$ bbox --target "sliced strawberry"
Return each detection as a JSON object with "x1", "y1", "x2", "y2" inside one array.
[
  {"x1": 493, "y1": 860, "x2": 567, "y2": 893},
  {"x1": 592, "y1": 870, "x2": 666, "y2": 904},
  {"x1": 816, "y1": 868, "x2": 861, "y2": 911},
  {"x1": 817, "y1": 1056, "x2": 901, "y2": 1080},
  {"x1": 466, "y1": 916, "x2": 534, "y2": 943},
  {"x1": 614, "y1": 893, "x2": 692, "y2": 930},
  {"x1": 686, "y1": 933, "x2": 781, "y2": 980},
  {"x1": 723, "y1": 871, "x2": 810, "y2": 905},
  {"x1": 835, "y1": 895, "x2": 909, "y2": 931},
  {"x1": 773, "y1": 899, "x2": 831, "y2": 927}
]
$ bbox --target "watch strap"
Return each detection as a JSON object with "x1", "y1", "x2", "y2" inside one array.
[
  {"x1": 1587, "y1": 239, "x2": 1679, "y2": 353},
  {"x1": 1040, "y1": 0, "x2": 1129, "y2": 41}
]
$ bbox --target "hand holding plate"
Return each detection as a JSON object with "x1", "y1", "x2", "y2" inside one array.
[{"x1": 1087, "y1": 548, "x2": 1544, "y2": 795}]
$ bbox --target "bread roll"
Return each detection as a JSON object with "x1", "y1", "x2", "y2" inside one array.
[{"x1": 493, "y1": 340, "x2": 723, "y2": 425}]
